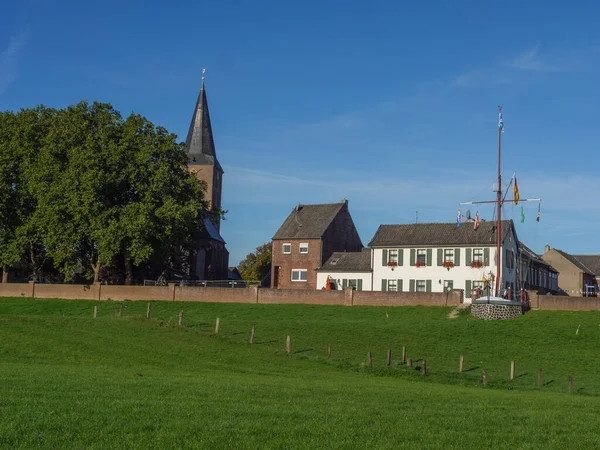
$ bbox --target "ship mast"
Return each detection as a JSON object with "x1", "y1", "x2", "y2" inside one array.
[
  {"x1": 495, "y1": 107, "x2": 503, "y2": 296},
  {"x1": 459, "y1": 107, "x2": 541, "y2": 300}
]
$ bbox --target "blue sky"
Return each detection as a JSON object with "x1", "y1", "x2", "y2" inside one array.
[{"x1": 2, "y1": 0, "x2": 600, "y2": 265}]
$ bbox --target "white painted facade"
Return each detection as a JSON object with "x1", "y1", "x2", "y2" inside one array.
[
  {"x1": 371, "y1": 227, "x2": 519, "y2": 303},
  {"x1": 316, "y1": 271, "x2": 372, "y2": 291}
]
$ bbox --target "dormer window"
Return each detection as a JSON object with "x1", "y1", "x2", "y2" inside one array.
[{"x1": 282, "y1": 243, "x2": 291, "y2": 254}]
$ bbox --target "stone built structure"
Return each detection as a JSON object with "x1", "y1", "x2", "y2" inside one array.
[{"x1": 184, "y1": 74, "x2": 229, "y2": 280}]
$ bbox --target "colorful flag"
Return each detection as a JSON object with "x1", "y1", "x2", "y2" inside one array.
[
  {"x1": 520, "y1": 205, "x2": 525, "y2": 223},
  {"x1": 498, "y1": 107, "x2": 504, "y2": 133},
  {"x1": 513, "y1": 176, "x2": 520, "y2": 205},
  {"x1": 536, "y1": 203, "x2": 541, "y2": 222},
  {"x1": 474, "y1": 211, "x2": 480, "y2": 230},
  {"x1": 457, "y1": 207, "x2": 461, "y2": 227}
]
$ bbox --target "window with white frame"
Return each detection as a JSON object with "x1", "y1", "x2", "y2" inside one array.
[
  {"x1": 388, "y1": 249, "x2": 398, "y2": 263},
  {"x1": 348, "y1": 279, "x2": 358, "y2": 290},
  {"x1": 299, "y1": 243, "x2": 309, "y2": 254},
  {"x1": 472, "y1": 280, "x2": 483, "y2": 295},
  {"x1": 291, "y1": 269, "x2": 307, "y2": 281},
  {"x1": 444, "y1": 280, "x2": 454, "y2": 291},
  {"x1": 416, "y1": 280, "x2": 426, "y2": 292},
  {"x1": 387, "y1": 280, "x2": 398, "y2": 292},
  {"x1": 282, "y1": 243, "x2": 291, "y2": 254},
  {"x1": 473, "y1": 248, "x2": 484, "y2": 262},
  {"x1": 444, "y1": 249, "x2": 454, "y2": 263},
  {"x1": 416, "y1": 249, "x2": 426, "y2": 264}
]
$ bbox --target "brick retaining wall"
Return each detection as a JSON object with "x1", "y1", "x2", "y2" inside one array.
[{"x1": 0, "y1": 282, "x2": 597, "y2": 311}]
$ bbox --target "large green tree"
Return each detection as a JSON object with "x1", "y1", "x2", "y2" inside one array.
[
  {"x1": 238, "y1": 243, "x2": 272, "y2": 282},
  {"x1": 0, "y1": 106, "x2": 56, "y2": 282},
  {"x1": 0, "y1": 101, "x2": 212, "y2": 284}
]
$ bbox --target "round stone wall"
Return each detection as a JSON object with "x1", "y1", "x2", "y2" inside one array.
[{"x1": 471, "y1": 303, "x2": 523, "y2": 320}]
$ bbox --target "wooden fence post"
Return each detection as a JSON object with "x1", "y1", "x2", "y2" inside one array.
[
  {"x1": 367, "y1": 351, "x2": 372, "y2": 367},
  {"x1": 250, "y1": 327, "x2": 255, "y2": 344},
  {"x1": 178, "y1": 309, "x2": 183, "y2": 327},
  {"x1": 327, "y1": 344, "x2": 331, "y2": 359},
  {"x1": 146, "y1": 303, "x2": 151, "y2": 319},
  {"x1": 286, "y1": 335, "x2": 291, "y2": 354},
  {"x1": 407, "y1": 358, "x2": 412, "y2": 368},
  {"x1": 510, "y1": 360, "x2": 515, "y2": 381},
  {"x1": 537, "y1": 368, "x2": 543, "y2": 387},
  {"x1": 93, "y1": 306, "x2": 97, "y2": 318},
  {"x1": 401, "y1": 347, "x2": 406, "y2": 364},
  {"x1": 117, "y1": 303, "x2": 123, "y2": 318},
  {"x1": 482, "y1": 370, "x2": 488, "y2": 386},
  {"x1": 386, "y1": 349, "x2": 392, "y2": 366},
  {"x1": 568, "y1": 376, "x2": 573, "y2": 393},
  {"x1": 215, "y1": 318, "x2": 220, "y2": 334},
  {"x1": 459, "y1": 354, "x2": 464, "y2": 373},
  {"x1": 421, "y1": 360, "x2": 427, "y2": 376}
]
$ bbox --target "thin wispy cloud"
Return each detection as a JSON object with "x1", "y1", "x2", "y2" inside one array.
[
  {"x1": 451, "y1": 68, "x2": 513, "y2": 88},
  {"x1": 0, "y1": 30, "x2": 29, "y2": 96},
  {"x1": 452, "y1": 42, "x2": 600, "y2": 88},
  {"x1": 505, "y1": 42, "x2": 561, "y2": 72}
]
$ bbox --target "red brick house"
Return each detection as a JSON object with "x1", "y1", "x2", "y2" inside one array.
[{"x1": 271, "y1": 201, "x2": 363, "y2": 289}]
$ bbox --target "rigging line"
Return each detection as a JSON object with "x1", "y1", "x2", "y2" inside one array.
[{"x1": 464, "y1": 180, "x2": 498, "y2": 203}]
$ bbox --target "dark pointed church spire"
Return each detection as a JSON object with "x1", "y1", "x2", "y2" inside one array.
[{"x1": 185, "y1": 69, "x2": 222, "y2": 172}]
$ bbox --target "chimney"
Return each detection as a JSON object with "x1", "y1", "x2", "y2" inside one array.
[{"x1": 544, "y1": 244, "x2": 550, "y2": 254}]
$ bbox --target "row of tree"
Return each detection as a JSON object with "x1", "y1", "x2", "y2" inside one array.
[{"x1": 0, "y1": 101, "x2": 213, "y2": 284}]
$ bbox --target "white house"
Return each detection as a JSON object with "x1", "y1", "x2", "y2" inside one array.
[
  {"x1": 368, "y1": 220, "x2": 519, "y2": 303},
  {"x1": 316, "y1": 249, "x2": 372, "y2": 290}
]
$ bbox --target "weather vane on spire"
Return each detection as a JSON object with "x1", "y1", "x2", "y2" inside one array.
[{"x1": 202, "y1": 68, "x2": 206, "y2": 81}]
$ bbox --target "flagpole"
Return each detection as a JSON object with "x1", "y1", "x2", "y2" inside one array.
[{"x1": 495, "y1": 106, "x2": 502, "y2": 297}]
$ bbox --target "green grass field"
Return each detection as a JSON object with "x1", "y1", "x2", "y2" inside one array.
[{"x1": 1, "y1": 298, "x2": 599, "y2": 449}]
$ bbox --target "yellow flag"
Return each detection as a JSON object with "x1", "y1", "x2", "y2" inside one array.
[{"x1": 514, "y1": 176, "x2": 520, "y2": 205}]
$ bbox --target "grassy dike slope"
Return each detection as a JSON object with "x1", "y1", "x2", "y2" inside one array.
[{"x1": 0, "y1": 298, "x2": 598, "y2": 449}]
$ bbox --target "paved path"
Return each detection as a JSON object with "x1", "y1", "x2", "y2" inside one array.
[{"x1": 448, "y1": 303, "x2": 471, "y2": 319}]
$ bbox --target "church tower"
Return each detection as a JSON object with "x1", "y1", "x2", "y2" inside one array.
[
  {"x1": 185, "y1": 71, "x2": 229, "y2": 280},
  {"x1": 185, "y1": 71, "x2": 224, "y2": 231}
]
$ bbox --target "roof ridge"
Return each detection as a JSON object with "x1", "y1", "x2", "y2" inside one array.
[
  {"x1": 378, "y1": 219, "x2": 512, "y2": 226},
  {"x1": 296, "y1": 201, "x2": 347, "y2": 207}
]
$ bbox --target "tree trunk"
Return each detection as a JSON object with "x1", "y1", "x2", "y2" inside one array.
[
  {"x1": 92, "y1": 262, "x2": 101, "y2": 283},
  {"x1": 124, "y1": 253, "x2": 134, "y2": 286},
  {"x1": 2, "y1": 265, "x2": 8, "y2": 283},
  {"x1": 30, "y1": 244, "x2": 41, "y2": 282}
]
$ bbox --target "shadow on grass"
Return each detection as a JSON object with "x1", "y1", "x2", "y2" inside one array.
[
  {"x1": 544, "y1": 380, "x2": 555, "y2": 387},
  {"x1": 254, "y1": 340, "x2": 278, "y2": 345},
  {"x1": 184, "y1": 323, "x2": 210, "y2": 328},
  {"x1": 515, "y1": 373, "x2": 529, "y2": 379},
  {"x1": 464, "y1": 366, "x2": 480, "y2": 372},
  {"x1": 293, "y1": 348, "x2": 314, "y2": 355}
]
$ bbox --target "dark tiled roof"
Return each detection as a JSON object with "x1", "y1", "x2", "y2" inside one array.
[
  {"x1": 318, "y1": 248, "x2": 371, "y2": 272},
  {"x1": 185, "y1": 81, "x2": 223, "y2": 172},
  {"x1": 519, "y1": 241, "x2": 558, "y2": 273},
  {"x1": 572, "y1": 254, "x2": 600, "y2": 276},
  {"x1": 368, "y1": 220, "x2": 515, "y2": 247},
  {"x1": 553, "y1": 250, "x2": 595, "y2": 275},
  {"x1": 272, "y1": 202, "x2": 345, "y2": 239}
]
